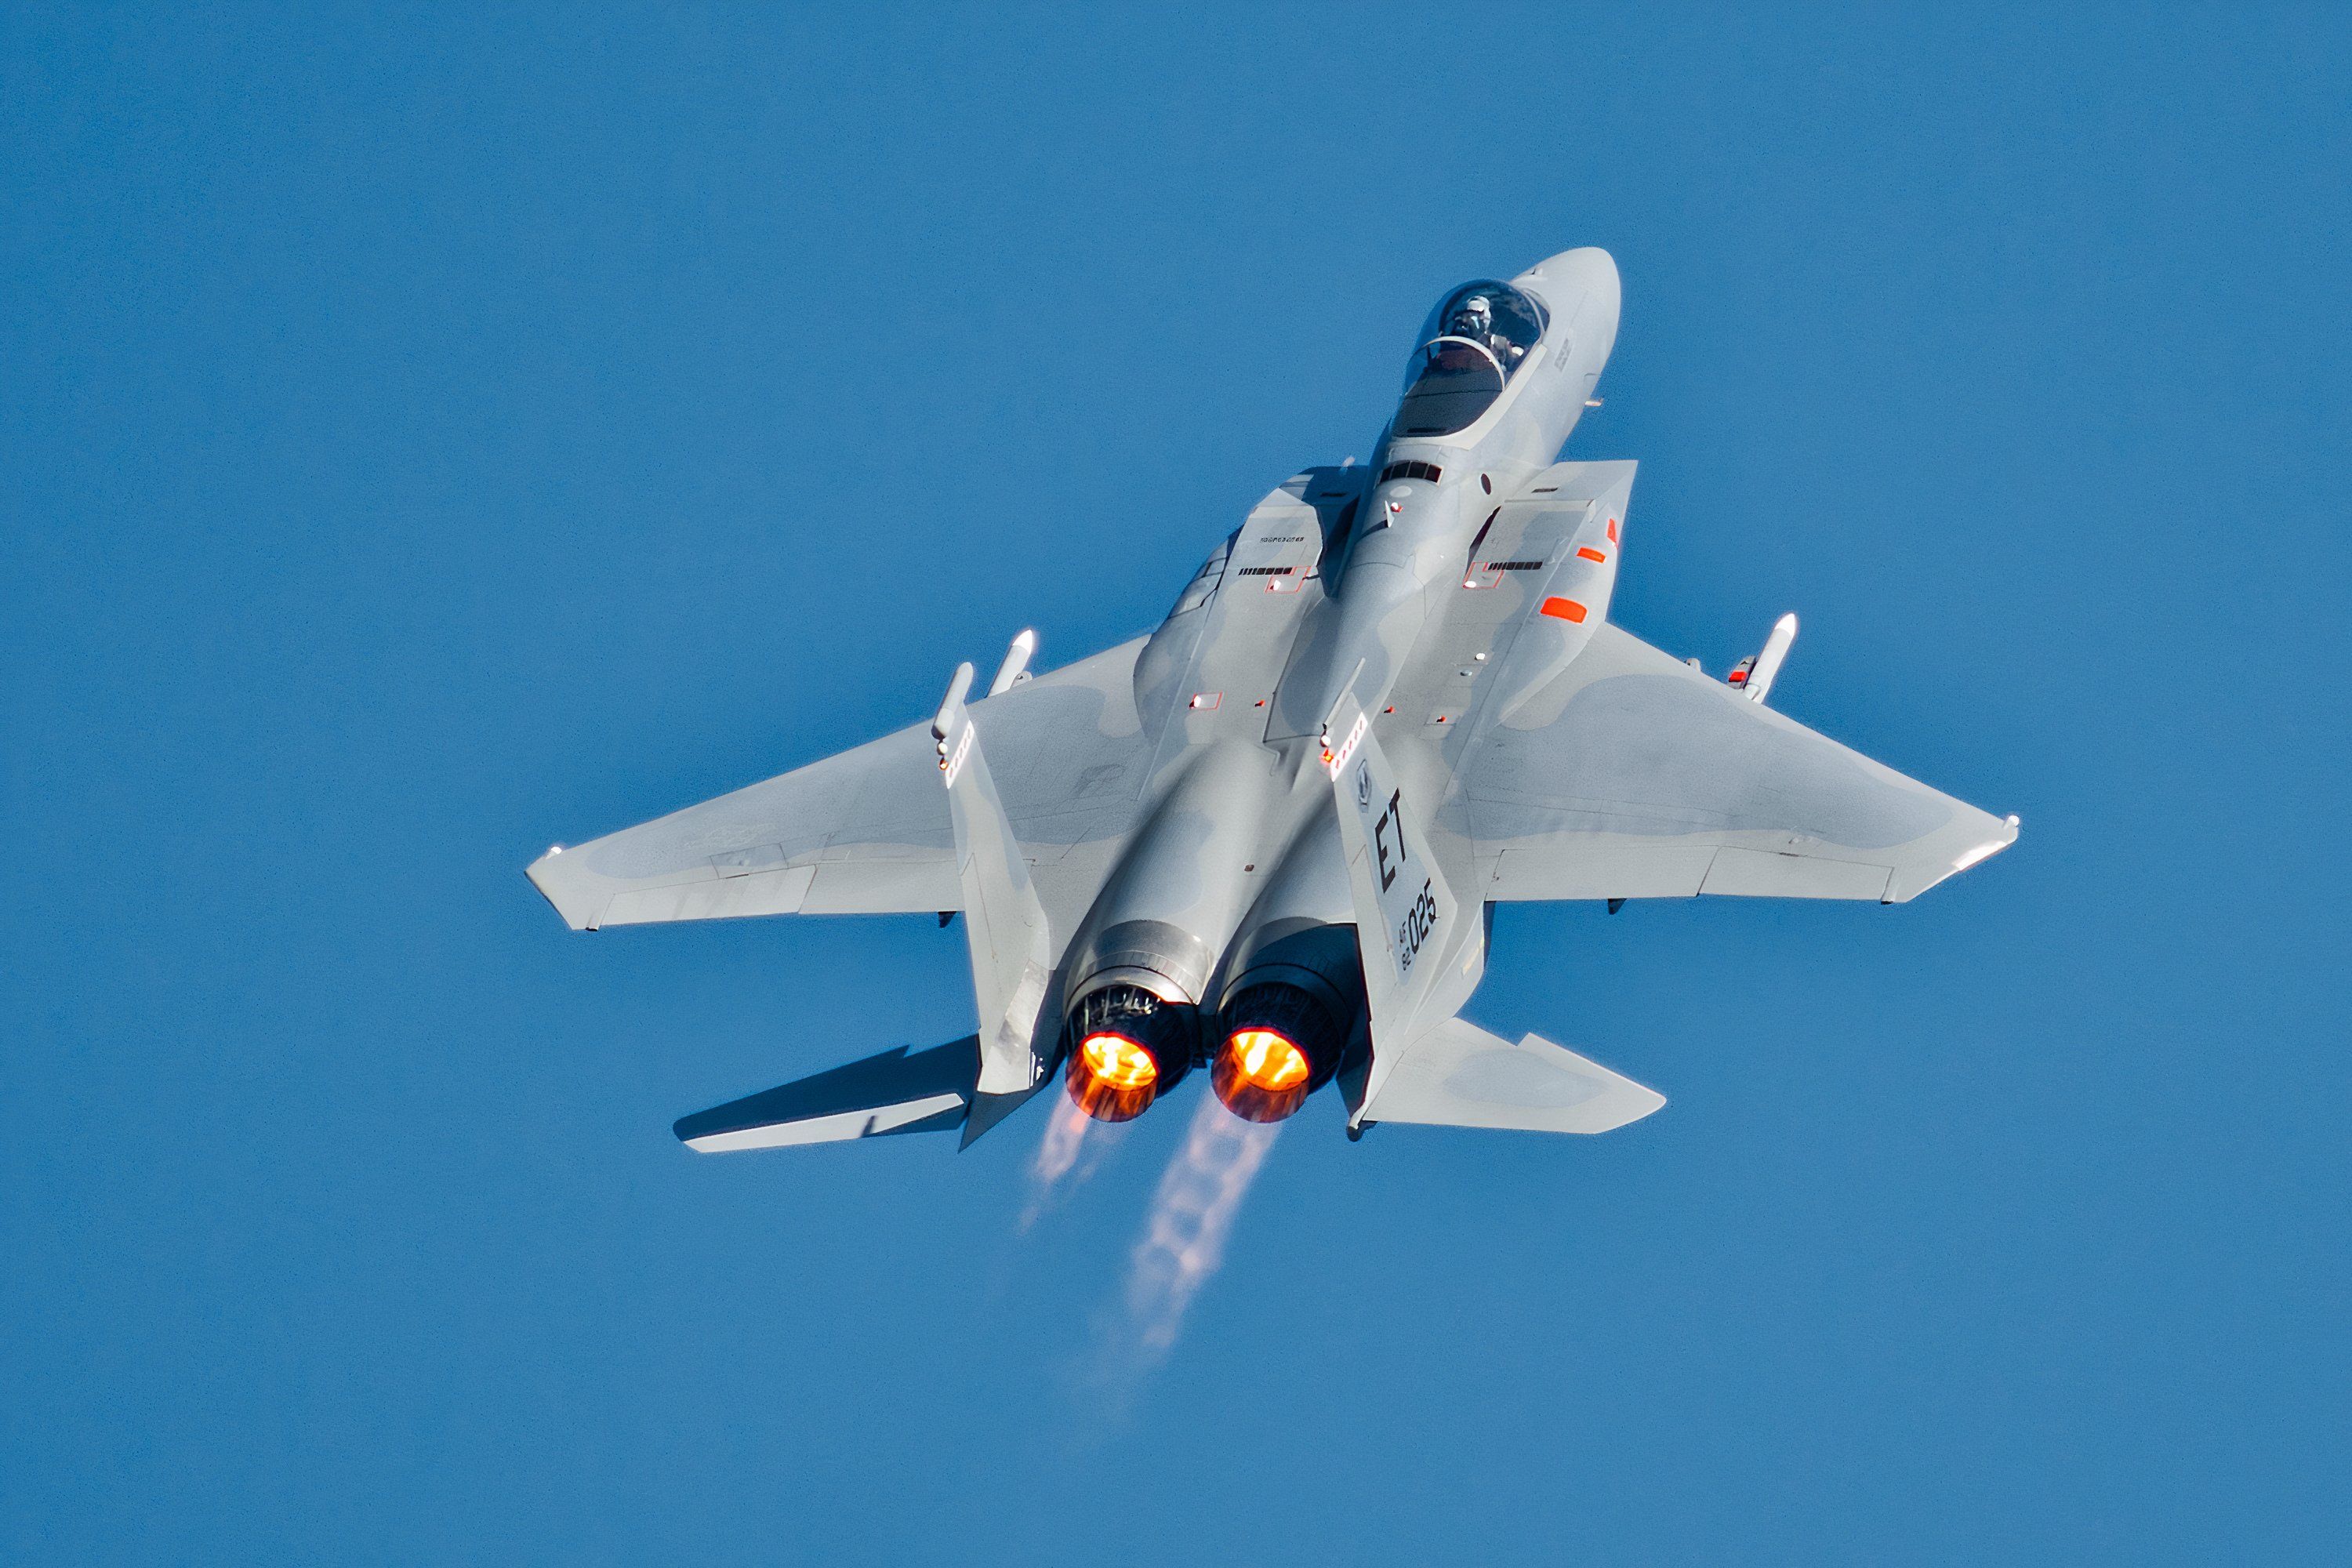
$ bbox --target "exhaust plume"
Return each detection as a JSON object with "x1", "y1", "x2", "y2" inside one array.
[
  {"x1": 1019, "y1": 1093, "x2": 1116, "y2": 1232},
  {"x1": 1117, "y1": 1092, "x2": 1281, "y2": 1358}
]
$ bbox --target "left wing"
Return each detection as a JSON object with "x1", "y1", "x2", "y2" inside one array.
[{"x1": 528, "y1": 637, "x2": 1156, "y2": 931}]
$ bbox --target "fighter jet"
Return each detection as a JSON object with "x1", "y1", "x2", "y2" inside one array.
[{"x1": 527, "y1": 248, "x2": 2017, "y2": 1152}]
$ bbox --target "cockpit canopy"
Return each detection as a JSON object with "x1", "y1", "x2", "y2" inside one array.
[{"x1": 1394, "y1": 279, "x2": 1550, "y2": 437}]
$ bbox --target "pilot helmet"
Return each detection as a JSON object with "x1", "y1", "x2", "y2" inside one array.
[{"x1": 1452, "y1": 295, "x2": 1494, "y2": 336}]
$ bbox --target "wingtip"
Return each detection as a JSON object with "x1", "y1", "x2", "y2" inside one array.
[
  {"x1": 526, "y1": 847, "x2": 609, "y2": 931},
  {"x1": 1950, "y1": 826, "x2": 2017, "y2": 877}
]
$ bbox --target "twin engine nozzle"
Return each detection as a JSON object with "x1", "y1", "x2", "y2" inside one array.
[
  {"x1": 1062, "y1": 975, "x2": 1353, "y2": 1127},
  {"x1": 1061, "y1": 984, "x2": 1195, "y2": 1123},
  {"x1": 1054, "y1": 749, "x2": 1368, "y2": 1127}
]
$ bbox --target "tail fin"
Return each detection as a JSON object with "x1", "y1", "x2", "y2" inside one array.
[
  {"x1": 933, "y1": 662, "x2": 1055, "y2": 1142},
  {"x1": 1321, "y1": 688, "x2": 1487, "y2": 1127}
]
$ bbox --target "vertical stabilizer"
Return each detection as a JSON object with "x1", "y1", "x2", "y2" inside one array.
[
  {"x1": 932, "y1": 663, "x2": 1055, "y2": 1143},
  {"x1": 1321, "y1": 690, "x2": 1486, "y2": 1127}
]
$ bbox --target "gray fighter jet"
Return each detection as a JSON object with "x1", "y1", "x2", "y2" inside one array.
[{"x1": 528, "y1": 248, "x2": 2017, "y2": 1152}]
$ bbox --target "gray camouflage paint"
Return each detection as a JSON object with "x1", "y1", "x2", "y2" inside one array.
[{"x1": 527, "y1": 248, "x2": 2018, "y2": 1147}]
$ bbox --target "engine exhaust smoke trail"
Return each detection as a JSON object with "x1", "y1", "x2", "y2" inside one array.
[
  {"x1": 1019, "y1": 1094, "x2": 1113, "y2": 1232},
  {"x1": 1117, "y1": 1091, "x2": 1280, "y2": 1359}
]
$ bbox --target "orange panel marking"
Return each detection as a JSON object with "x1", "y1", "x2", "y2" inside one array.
[
  {"x1": 1606, "y1": 517, "x2": 1618, "y2": 543},
  {"x1": 1577, "y1": 546, "x2": 1606, "y2": 562},
  {"x1": 1540, "y1": 597, "x2": 1588, "y2": 622}
]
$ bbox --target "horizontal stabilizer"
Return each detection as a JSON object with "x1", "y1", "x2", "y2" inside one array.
[
  {"x1": 1361, "y1": 1017, "x2": 1664, "y2": 1134},
  {"x1": 674, "y1": 1036, "x2": 978, "y2": 1152}
]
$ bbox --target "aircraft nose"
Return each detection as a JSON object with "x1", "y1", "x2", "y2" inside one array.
[{"x1": 1522, "y1": 246, "x2": 1620, "y2": 326}]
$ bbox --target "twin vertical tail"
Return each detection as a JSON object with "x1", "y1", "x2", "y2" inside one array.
[
  {"x1": 934, "y1": 655, "x2": 1058, "y2": 1145},
  {"x1": 1319, "y1": 684, "x2": 1665, "y2": 1138},
  {"x1": 1320, "y1": 687, "x2": 1486, "y2": 1128},
  {"x1": 672, "y1": 644, "x2": 1659, "y2": 1154},
  {"x1": 671, "y1": 639, "x2": 1055, "y2": 1154}
]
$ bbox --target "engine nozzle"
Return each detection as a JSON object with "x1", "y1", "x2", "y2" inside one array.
[
  {"x1": 1211, "y1": 982, "x2": 1346, "y2": 1123},
  {"x1": 1062, "y1": 984, "x2": 1196, "y2": 1123}
]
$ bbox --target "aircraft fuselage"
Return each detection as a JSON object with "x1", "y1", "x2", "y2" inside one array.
[{"x1": 1052, "y1": 251, "x2": 1628, "y2": 1120}]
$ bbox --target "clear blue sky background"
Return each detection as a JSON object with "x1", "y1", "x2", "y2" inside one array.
[{"x1": 5, "y1": 6, "x2": 2346, "y2": 1563}]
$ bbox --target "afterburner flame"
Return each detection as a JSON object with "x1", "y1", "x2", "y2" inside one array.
[
  {"x1": 1067, "y1": 1030, "x2": 1160, "y2": 1122},
  {"x1": 1228, "y1": 1029, "x2": 1309, "y2": 1091},
  {"x1": 1212, "y1": 1027, "x2": 1312, "y2": 1123},
  {"x1": 1081, "y1": 1032, "x2": 1159, "y2": 1091}
]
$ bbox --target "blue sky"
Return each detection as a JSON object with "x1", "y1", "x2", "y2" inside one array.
[{"x1": 5, "y1": 5, "x2": 2346, "y2": 1563}]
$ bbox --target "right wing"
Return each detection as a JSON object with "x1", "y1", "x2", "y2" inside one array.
[
  {"x1": 1456, "y1": 620, "x2": 2016, "y2": 903},
  {"x1": 528, "y1": 637, "x2": 1156, "y2": 930}
]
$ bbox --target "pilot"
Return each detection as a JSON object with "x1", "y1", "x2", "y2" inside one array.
[{"x1": 1447, "y1": 294, "x2": 1525, "y2": 365}]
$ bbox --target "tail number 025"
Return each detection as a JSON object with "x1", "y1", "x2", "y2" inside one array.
[{"x1": 1396, "y1": 878, "x2": 1439, "y2": 973}]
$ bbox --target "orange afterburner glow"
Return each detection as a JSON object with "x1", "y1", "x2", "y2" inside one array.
[
  {"x1": 1067, "y1": 1030, "x2": 1159, "y2": 1122},
  {"x1": 1081, "y1": 1033, "x2": 1159, "y2": 1091},
  {"x1": 1228, "y1": 1029, "x2": 1308, "y2": 1091},
  {"x1": 1212, "y1": 1027, "x2": 1312, "y2": 1123}
]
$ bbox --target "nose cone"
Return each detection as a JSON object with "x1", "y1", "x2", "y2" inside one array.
[{"x1": 1517, "y1": 246, "x2": 1621, "y2": 347}]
